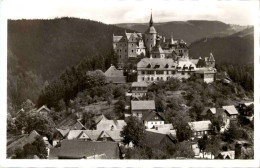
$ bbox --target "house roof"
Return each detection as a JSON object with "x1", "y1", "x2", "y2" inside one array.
[
  {"x1": 143, "y1": 131, "x2": 174, "y2": 148},
  {"x1": 96, "y1": 120, "x2": 127, "y2": 130},
  {"x1": 49, "y1": 148, "x2": 60, "y2": 159},
  {"x1": 131, "y1": 81, "x2": 148, "y2": 87},
  {"x1": 7, "y1": 130, "x2": 40, "y2": 157},
  {"x1": 58, "y1": 140, "x2": 120, "y2": 159},
  {"x1": 146, "y1": 126, "x2": 176, "y2": 137},
  {"x1": 94, "y1": 114, "x2": 109, "y2": 125},
  {"x1": 105, "y1": 130, "x2": 123, "y2": 141},
  {"x1": 190, "y1": 59, "x2": 199, "y2": 65},
  {"x1": 137, "y1": 58, "x2": 177, "y2": 70},
  {"x1": 131, "y1": 100, "x2": 155, "y2": 110},
  {"x1": 104, "y1": 65, "x2": 124, "y2": 77},
  {"x1": 66, "y1": 130, "x2": 103, "y2": 141},
  {"x1": 142, "y1": 111, "x2": 164, "y2": 121},
  {"x1": 177, "y1": 59, "x2": 197, "y2": 70},
  {"x1": 36, "y1": 105, "x2": 51, "y2": 113},
  {"x1": 70, "y1": 120, "x2": 86, "y2": 130},
  {"x1": 244, "y1": 102, "x2": 254, "y2": 107},
  {"x1": 222, "y1": 105, "x2": 239, "y2": 115},
  {"x1": 188, "y1": 120, "x2": 213, "y2": 132},
  {"x1": 219, "y1": 151, "x2": 235, "y2": 159},
  {"x1": 56, "y1": 129, "x2": 70, "y2": 137}
]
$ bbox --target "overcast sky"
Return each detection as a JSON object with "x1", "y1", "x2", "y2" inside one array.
[{"x1": 5, "y1": 0, "x2": 257, "y2": 25}]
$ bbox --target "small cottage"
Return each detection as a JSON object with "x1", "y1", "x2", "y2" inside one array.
[
  {"x1": 188, "y1": 120, "x2": 213, "y2": 139},
  {"x1": 131, "y1": 100, "x2": 155, "y2": 119}
]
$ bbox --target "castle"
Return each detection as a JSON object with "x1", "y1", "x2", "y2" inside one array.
[{"x1": 113, "y1": 13, "x2": 217, "y2": 83}]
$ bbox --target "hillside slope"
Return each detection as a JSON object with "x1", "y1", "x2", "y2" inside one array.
[
  {"x1": 189, "y1": 27, "x2": 254, "y2": 65},
  {"x1": 8, "y1": 17, "x2": 134, "y2": 80},
  {"x1": 115, "y1": 20, "x2": 238, "y2": 44}
]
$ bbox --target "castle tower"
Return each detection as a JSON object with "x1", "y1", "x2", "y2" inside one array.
[
  {"x1": 145, "y1": 11, "x2": 157, "y2": 54},
  {"x1": 205, "y1": 52, "x2": 215, "y2": 68}
]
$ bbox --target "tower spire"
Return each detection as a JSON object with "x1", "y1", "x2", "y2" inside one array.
[{"x1": 149, "y1": 9, "x2": 153, "y2": 27}]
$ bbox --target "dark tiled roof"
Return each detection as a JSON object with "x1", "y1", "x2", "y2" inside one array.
[
  {"x1": 106, "y1": 76, "x2": 126, "y2": 84},
  {"x1": 58, "y1": 140, "x2": 120, "y2": 159},
  {"x1": 142, "y1": 111, "x2": 164, "y2": 121},
  {"x1": 143, "y1": 131, "x2": 175, "y2": 148},
  {"x1": 131, "y1": 100, "x2": 155, "y2": 110}
]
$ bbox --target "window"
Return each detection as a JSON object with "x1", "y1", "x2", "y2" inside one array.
[
  {"x1": 157, "y1": 71, "x2": 163, "y2": 75},
  {"x1": 132, "y1": 50, "x2": 134, "y2": 53},
  {"x1": 155, "y1": 116, "x2": 158, "y2": 119},
  {"x1": 151, "y1": 122, "x2": 153, "y2": 124},
  {"x1": 157, "y1": 77, "x2": 159, "y2": 81},
  {"x1": 148, "y1": 77, "x2": 150, "y2": 81},
  {"x1": 132, "y1": 44, "x2": 133, "y2": 46},
  {"x1": 151, "y1": 77, "x2": 153, "y2": 81},
  {"x1": 142, "y1": 71, "x2": 145, "y2": 75},
  {"x1": 161, "y1": 77, "x2": 163, "y2": 80},
  {"x1": 120, "y1": 49, "x2": 121, "y2": 52},
  {"x1": 116, "y1": 44, "x2": 117, "y2": 46},
  {"x1": 151, "y1": 44, "x2": 152, "y2": 47},
  {"x1": 120, "y1": 55, "x2": 121, "y2": 58}
]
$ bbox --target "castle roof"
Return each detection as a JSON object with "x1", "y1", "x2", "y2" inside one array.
[
  {"x1": 145, "y1": 26, "x2": 157, "y2": 34},
  {"x1": 137, "y1": 58, "x2": 177, "y2": 70},
  {"x1": 113, "y1": 35, "x2": 123, "y2": 43}
]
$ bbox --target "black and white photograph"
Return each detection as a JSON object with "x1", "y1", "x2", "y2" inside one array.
[{"x1": 0, "y1": 0, "x2": 259, "y2": 167}]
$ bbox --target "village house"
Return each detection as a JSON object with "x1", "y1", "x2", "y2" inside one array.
[
  {"x1": 131, "y1": 100, "x2": 156, "y2": 119},
  {"x1": 238, "y1": 102, "x2": 254, "y2": 116},
  {"x1": 131, "y1": 81, "x2": 148, "y2": 98},
  {"x1": 222, "y1": 105, "x2": 239, "y2": 127},
  {"x1": 188, "y1": 120, "x2": 213, "y2": 140},
  {"x1": 143, "y1": 131, "x2": 176, "y2": 149},
  {"x1": 142, "y1": 111, "x2": 165, "y2": 129},
  {"x1": 36, "y1": 105, "x2": 51, "y2": 116},
  {"x1": 56, "y1": 140, "x2": 121, "y2": 159},
  {"x1": 104, "y1": 65, "x2": 126, "y2": 84}
]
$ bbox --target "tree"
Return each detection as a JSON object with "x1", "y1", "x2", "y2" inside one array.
[
  {"x1": 13, "y1": 136, "x2": 47, "y2": 159},
  {"x1": 81, "y1": 110, "x2": 96, "y2": 129},
  {"x1": 114, "y1": 99, "x2": 126, "y2": 119},
  {"x1": 120, "y1": 116, "x2": 145, "y2": 146},
  {"x1": 211, "y1": 115, "x2": 224, "y2": 132},
  {"x1": 205, "y1": 135, "x2": 221, "y2": 159},
  {"x1": 198, "y1": 135, "x2": 208, "y2": 158},
  {"x1": 172, "y1": 141, "x2": 195, "y2": 158}
]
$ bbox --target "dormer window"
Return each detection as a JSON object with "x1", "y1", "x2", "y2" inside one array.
[
  {"x1": 147, "y1": 64, "x2": 151, "y2": 68},
  {"x1": 165, "y1": 64, "x2": 169, "y2": 68},
  {"x1": 111, "y1": 125, "x2": 114, "y2": 131}
]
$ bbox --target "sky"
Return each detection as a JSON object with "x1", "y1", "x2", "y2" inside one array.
[{"x1": 4, "y1": 0, "x2": 258, "y2": 25}]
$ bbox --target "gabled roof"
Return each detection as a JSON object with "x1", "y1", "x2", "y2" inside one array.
[
  {"x1": 104, "y1": 65, "x2": 124, "y2": 77},
  {"x1": 105, "y1": 130, "x2": 123, "y2": 141},
  {"x1": 94, "y1": 114, "x2": 109, "y2": 125},
  {"x1": 58, "y1": 140, "x2": 120, "y2": 159},
  {"x1": 142, "y1": 111, "x2": 164, "y2": 121},
  {"x1": 66, "y1": 130, "x2": 103, "y2": 141},
  {"x1": 7, "y1": 130, "x2": 40, "y2": 157},
  {"x1": 70, "y1": 120, "x2": 86, "y2": 130},
  {"x1": 131, "y1": 100, "x2": 155, "y2": 110},
  {"x1": 188, "y1": 120, "x2": 213, "y2": 132},
  {"x1": 96, "y1": 120, "x2": 126, "y2": 130},
  {"x1": 143, "y1": 131, "x2": 175, "y2": 148},
  {"x1": 190, "y1": 59, "x2": 199, "y2": 65},
  {"x1": 36, "y1": 105, "x2": 51, "y2": 113},
  {"x1": 131, "y1": 81, "x2": 148, "y2": 87},
  {"x1": 244, "y1": 102, "x2": 254, "y2": 107},
  {"x1": 222, "y1": 105, "x2": 239, "y2": 115}
]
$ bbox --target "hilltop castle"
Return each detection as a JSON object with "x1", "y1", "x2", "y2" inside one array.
[{"x1": 113, "y1": 12, "x2": 216, "y2": 83}]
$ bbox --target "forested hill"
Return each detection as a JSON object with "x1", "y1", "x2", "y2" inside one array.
[
  {"x1": 115, "y1": 20, "x2": 243, "y2": 44},
  {"x1": 7, "y1": 17, "x2": 134, "y2": 110},
  {"x1": 8, "y1": 17, "x2": 134, "y2": 80},
  {"x1": 189, "y1": 27, "x2": 254, "y2": 65}
]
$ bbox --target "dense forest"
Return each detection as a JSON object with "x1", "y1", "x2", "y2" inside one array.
[
  {"x1": 189, "y1": 27, "x2": 254, "y2": 65},
  {"x1": 116, "y1": 20, "x2": 233, "y2": 44}
]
